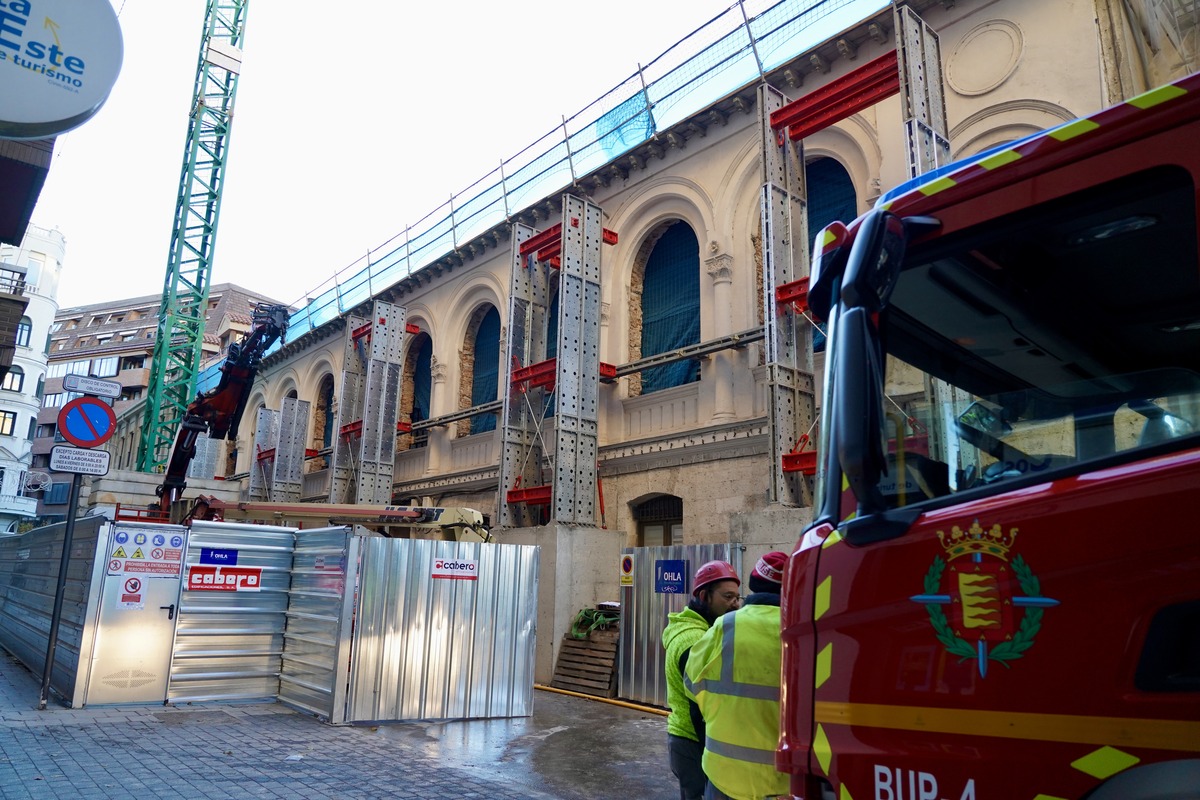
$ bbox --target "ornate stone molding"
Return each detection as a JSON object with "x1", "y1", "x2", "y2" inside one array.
[{"x1": 705, "y1": 253, "x2": 734, "y2": 285}]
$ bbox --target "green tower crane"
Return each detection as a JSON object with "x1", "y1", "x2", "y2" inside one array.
[{"x1": 138, "y1": 0, "x2": 250, "y2": 473}]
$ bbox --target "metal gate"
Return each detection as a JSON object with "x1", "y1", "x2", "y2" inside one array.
[
  {"x1": 168, "y1": 520, "x2": 297, "y2": 703},
  {"x1": 278, "y1": 526, "x2": 356, "y2": 722},
  {"x1": 618, "y1": 543, "x2": 743, "y2": 707}
]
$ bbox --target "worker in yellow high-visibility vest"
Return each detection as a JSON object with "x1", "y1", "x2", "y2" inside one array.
[
  {"x1": 663, "y1": 560, "x2": 743, "y2": 800},
  {"x1": 685, "y1": 552, "x2": 789, "y2": 800}
]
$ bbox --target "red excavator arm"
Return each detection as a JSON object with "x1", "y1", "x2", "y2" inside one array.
[{"x1": 157, "y1": 303, "x2": 289, "y2": 512}]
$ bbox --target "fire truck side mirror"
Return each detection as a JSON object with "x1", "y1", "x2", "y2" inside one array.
[
  {"x1": 841, "y1": 211, "x2": 905, "y2": 312},
  {"x1": 834, "y1": 306, "x2": 888, "y2": 518}
]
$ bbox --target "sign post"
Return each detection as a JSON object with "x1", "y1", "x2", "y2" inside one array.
[{"x1": 40, "y1": 392, "x2": 116, "y2": 709}]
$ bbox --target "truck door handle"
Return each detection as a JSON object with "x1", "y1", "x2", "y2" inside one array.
[{"x1": 160, "y1": 604, "x2": 175, "y2": 620}]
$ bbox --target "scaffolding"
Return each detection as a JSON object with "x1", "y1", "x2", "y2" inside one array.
[
  {"x1": 329, "y1": 300, "x2": 412, "y2": 505},
  {"x1": 498, "y1": 195, "x2": 616, "y2": 528},
  {"x1": 279, "y1": 0, "x2": 896, "y2": 345},
  {"x1": 762, "y1": 3, "x2": 950, "y2": 504}
]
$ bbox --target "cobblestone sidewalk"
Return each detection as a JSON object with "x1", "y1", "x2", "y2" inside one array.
[{"x1": 0, "y1": 652, "x2": 573, "y2": 800}]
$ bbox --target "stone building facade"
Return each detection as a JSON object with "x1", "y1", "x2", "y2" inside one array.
[{"x1": 219, "y1": 0, "x2": 1192, "y2": 636}]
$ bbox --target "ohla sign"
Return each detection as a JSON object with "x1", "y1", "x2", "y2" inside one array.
[{"x1": 0, "y1": 0, "x2": 123, "y2": 139}]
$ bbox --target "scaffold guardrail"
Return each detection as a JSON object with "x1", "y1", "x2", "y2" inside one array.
[{"x1": 274, "y1": 0, "x2": 888, "y2": 348}]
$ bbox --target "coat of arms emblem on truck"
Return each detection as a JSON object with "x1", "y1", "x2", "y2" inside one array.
[{"x1": 911, "y1": 521, "x2": 1060, "y2": 678}]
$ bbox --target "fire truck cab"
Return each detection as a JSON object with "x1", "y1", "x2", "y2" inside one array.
[{"x1": 779, "y1": 75, "x2": 1200, "y2": 798}]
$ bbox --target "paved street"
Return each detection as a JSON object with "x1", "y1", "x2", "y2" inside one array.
[{"x1": 0, "y1": 652, "x2": 674, "y2": 800}]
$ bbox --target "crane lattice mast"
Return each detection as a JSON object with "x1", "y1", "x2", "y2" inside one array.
[{"x1": 138, "y1": 0, "x2": 250, "y2": 473}]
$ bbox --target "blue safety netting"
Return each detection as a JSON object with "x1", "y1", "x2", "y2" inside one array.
[
  {"x1": 469, "y1": 308, "x2": 501, "y2": 434},
  {"x1": 640, "y1": 223, "x2": 701, "y2": 393},
  {"x1": 412, "y1": 336, "x2": 432, "y2": 426}
]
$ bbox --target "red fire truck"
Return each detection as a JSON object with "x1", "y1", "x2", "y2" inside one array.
[{"x1": 779, "y1": 72, "x2": 1200, "y2": 798}]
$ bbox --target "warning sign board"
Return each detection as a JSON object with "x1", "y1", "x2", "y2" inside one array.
[
  {"x1": 107, "y1": 529, "x2": 183, "y2": 579},
  {"x1": 620, "y1": 555, "x2": 634, "y2": 587},
  {"x1": 119, "y1": 576, "x2": 143, "y2": 609}
]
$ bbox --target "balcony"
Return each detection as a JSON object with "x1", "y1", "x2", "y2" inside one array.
[{"x1": 0, "y1": 494, "x2": 38, "y2": 518}]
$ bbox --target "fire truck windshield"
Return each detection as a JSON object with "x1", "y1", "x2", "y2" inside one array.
[{"x1": 849, "y1": 163, "x2": 1200, "y2": 511}]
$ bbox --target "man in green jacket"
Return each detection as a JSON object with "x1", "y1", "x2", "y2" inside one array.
[
  {"x1": 663, "y1": 560, "x2": 742, "y2": 800},
  {"x1": 686, "y1": 551, "x2": 789, "y2": 800}
]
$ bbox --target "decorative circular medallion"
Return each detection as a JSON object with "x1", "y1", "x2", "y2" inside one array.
[{"x1": 947, "y1": 20, "x2": 1024, "y2": 96}]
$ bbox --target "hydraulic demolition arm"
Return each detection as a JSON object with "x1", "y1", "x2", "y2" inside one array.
[{"x1": 157, "y1": 303, "x2": 289, "y2": 510}]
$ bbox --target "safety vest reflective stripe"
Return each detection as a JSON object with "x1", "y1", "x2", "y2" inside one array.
[
  {"x1": 705, "y1": 735, "x2": 776, "y2": 766},
  {"x1": 684, "y1": 613, "x2": 781, "y2": 700}
]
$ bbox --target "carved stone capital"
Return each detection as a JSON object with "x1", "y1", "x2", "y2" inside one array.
[{"x1": 705, "y1": 254, "x2": 734, "y2": 286}]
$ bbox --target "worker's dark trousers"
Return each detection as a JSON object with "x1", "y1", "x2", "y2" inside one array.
[
  {"x1": 668, "y1": 733, "x2": 706, "y2": 800},
  {"x1": 703, "y1": 781, "x2": 735, "y2": 800}
]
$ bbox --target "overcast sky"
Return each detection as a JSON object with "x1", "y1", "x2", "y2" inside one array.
[{"x1": 33, "y1": 0, "x2": 749, "y2": 309}]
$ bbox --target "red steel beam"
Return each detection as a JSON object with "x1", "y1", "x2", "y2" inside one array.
[{"x1": 770, "y1": 51, "x2": 900, "y2": 141}]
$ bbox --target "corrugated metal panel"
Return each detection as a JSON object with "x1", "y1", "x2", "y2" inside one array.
[
  {"x1": 346, "y1": 538, "x2": 539, "y2": 723},
  {"x1": 617, "y1": 544, "x2": 742, "y2": 706},
  {"x1": 168, "y1": 520, "x2": 296, "y2": 703},
  {"x1": 278, "y1": 527, "x2": 356, "y2": 723},
  {"x1": 0, "y1": 517, "x2": 106, "y2": 705}
]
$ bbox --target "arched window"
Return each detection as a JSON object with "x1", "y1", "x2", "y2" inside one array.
[
  {"x1": 317, "y1": 375, "x2": 335, "y2": 449},
  {"x1": 412, "y1": 336, "x2": 432, "y2": 424},
  {"x1": 805, "y1": 157, "x2": 857, "y2": 350},
  {"x1": 15, "y1": 317, "x2": 31, "y2": 348},
  {"x1": 469, "y1": 307, "x2": 501, "y2": 434},
  {"x1": 2, "y1": 366, "x2": 23, "y2": 393},
  {"x1": 806, "y1": 157, "x2": 857, "y2": 250},
  {"x1": 641, "y1": 222, "x2": 700, "y2": 393},
  {"x1": 632, "y1": 494, "x2": 684, "y2": 546},
  {"x1": 400, "y1": 334, "x2": 433, "y2": 451}
]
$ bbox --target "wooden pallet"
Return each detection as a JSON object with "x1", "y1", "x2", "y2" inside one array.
[{"x1": 550, "y1": 628, "x2": 619, "y2": 698}]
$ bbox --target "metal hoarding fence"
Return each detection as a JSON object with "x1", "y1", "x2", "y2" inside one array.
[
  {"x1": 345, "y1": 537, "x2": 539, "y2": 723},
  {"x1": 618, "y1": 543, "x2": 743, "y2": 707},
  {"x1": 0, "y1": 517, "x2": 106, "y2": 706}
]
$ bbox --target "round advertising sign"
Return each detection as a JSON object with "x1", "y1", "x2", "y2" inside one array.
[{"x1": 0, "y1": 0, "x2": 124, "y2": 139}]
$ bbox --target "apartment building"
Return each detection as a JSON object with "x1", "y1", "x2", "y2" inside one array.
[
  {"x1": 33, "y1": 283, "x2": 285, "y2": 521},
  {"x1": 0, "y1": 225, "x2": 60, "y2": 531}
]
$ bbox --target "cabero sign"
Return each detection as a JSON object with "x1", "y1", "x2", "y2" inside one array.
[{"x1": 432, "y1": 558, "x2": 478, "y2": 581}]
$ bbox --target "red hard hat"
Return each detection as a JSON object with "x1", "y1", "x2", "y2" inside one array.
[{"x1": 693, "y1": 560, "x2": 739, "y2": 596}]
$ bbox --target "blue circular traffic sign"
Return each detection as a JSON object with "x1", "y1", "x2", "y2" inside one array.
[{"x1": 57, "y1": 397, "x2": 117, "y2": 448}]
